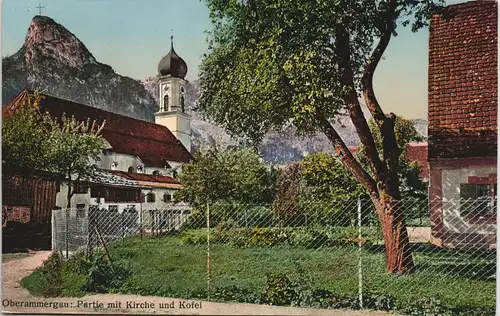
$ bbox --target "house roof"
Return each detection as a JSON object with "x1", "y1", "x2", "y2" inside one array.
[
  {"x1": 405, "y1": 142, "x2": 429, "y2": 179},
  {"x1": 428, "y1": 1, "x2": 497, "y2": 159},
  {"x1": 86, "y1": 169, "x2": 182, "y2": 190},
  {"x1": 89, "y1": 169, "x2": 145, "y2": 188},
  {"x1": 109, "y1": 170, "x2": 183, "y2": 189},
  {"x1": 2, "y1": 90, "x2": 193, "y2": 167},
  {"x1": 109, "y1": 170, "x2": 178, "y2": 184}
]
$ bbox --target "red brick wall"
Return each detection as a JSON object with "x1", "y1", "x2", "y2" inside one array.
[{"x1": 428, "y1": 1, "x2": 497, "y2": 160}]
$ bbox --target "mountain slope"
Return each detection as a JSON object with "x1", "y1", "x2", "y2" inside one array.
[
  {"x1": 142, "y1": 76, "x2": 363, "y2": 162},
  {"x1": 2, "y1": 16, "x2": 156, "y2": 121}
]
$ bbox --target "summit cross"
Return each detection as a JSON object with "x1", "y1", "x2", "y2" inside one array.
[{"x1": 36, "y1": 2, "x2": 45, "y2": 15}]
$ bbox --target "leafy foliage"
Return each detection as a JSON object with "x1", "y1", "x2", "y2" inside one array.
[
  {"x1": 180, "y1": 226, "x2": 383, "y2": 248},
  {"x1": 43, "y1": 114, "x2": 105, "y2": 176},
  {"x1": 176, "y1": 147, "x2": 278, "y2": 205},
  {"x1": 199, "y1": 0, "x2": 443, "y2": 142},
  {"x1": 21, "y1": 250, "x2": 131, "y2": 297},
  {"x1": 301, "y1": 116, "x2": 427, "y2": 202},
  {"x1": 2, "y1": 91, "x2": 106, "y2": 208},
  {"x1": 358, "y1": 117, "x2": 427, "y2": 199},
  {"x1": 2, "y1": 92, "x2": 53, "y2": 171},
  {"x1": 20, "y1": 252, "x2": 63, "y2": 297},
  {"x1": 264, "y1": 273, "x2": 297, "y2": 306},
  {"x1": 82, "y1": 252, "x2": 131, "y2": 293},
  {"x1": 301, "y1": 152, "x2": 366, "y2": 201}
]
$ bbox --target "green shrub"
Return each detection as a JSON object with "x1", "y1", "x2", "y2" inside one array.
[
  {"x1": 180, "y1": 229, "x2": 209, "y2": 245},
  {"x1": 59, "y1": 269, "x2": 88, "y2": 297},
  {"x1": 179, "y1": 209, "x2": 206, "y2": 229},
  {"x1": 246, "y1": 228, "x2": 278, "y2": 247},
  {"x1": 400, "y1": 298, "x2": 453, "y2": 316},
  {"x1": 64, "y1": 250, "x2": 92, "y2": 274},
  {"x1": 264, "y1": 273, "x2": 297, "y2": 306},
  {"x1": 242, "y1": 206, "x2": 273, "y2": 227},
  {"x1": 215, "y1": 219, "x2": 239, "y2": 232},
  {"x1": 363, "y1": 292, "x2": 396, "y2": 311},
  {"x1": 20, "y1": 252, "x2": 63, "y2": 297},
  {"x1": 295, "y1": 287, "x2": 355, "y2": 309},
  {"x1": 211, "y1": 285, "x2": 262, "y2": 304},
  {"x1": 451, "y1": 306, "x2": 496, "y2": 316},
  {"x1": 83, "y1": 252, "x2": 131, "y2": 293},
  {"x1": 180, "y1": 226, "x2": 383, "y2": 248}
]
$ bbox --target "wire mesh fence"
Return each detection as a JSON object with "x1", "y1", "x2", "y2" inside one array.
[
  {"x1": 51, "y1": 203, "x2": 193, "y2": 257},
  {"x1": 51, "y1": 197, "x2": 496, "y2": 311}
]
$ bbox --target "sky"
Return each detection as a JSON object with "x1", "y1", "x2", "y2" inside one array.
[{"x1": 2, "y1": 0, "x2": 469, "y2": 120}]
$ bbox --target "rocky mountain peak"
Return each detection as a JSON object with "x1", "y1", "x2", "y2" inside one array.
[
  {"x1": 3, "y1": 15, "x2": 156, "y2": 121},
  {"x1": 23, "y1": 15, "x2": 97, "y2": 69}
]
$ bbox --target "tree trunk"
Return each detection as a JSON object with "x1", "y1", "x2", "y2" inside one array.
[
  {"x1": 373, "y1": 191, "x2": 414, "y2": 274},
  {"x1": 66, "y1": 176, "x2": 72, "y2": 209}
]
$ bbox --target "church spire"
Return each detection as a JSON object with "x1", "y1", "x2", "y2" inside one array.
[{"x1": 157, "y1": 32, "x2": 187, "y2": 79}]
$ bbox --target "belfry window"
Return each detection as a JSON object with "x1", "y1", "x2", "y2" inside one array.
[
  {"x1": 180, "y1": 95, "x2": 185, "y2": 112},
  {"x1": 163, "y1": 95, "x2": 169, "y2": 111}
]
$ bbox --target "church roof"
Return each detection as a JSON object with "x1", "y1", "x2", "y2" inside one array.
[
  {"x1": 158, "y1": 37, "x2": 188, "y2": 79},
  {"x1": 2, "y1": 90, "x2": 193, "y2": 167}
]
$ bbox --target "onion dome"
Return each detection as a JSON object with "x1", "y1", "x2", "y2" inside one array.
[{"x1": 157, "y1": 36, "x2": 188, "y2": 79}]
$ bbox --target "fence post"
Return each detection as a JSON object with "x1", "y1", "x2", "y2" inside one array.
[
  {"x1": 121, "y1": 212, "x2": 125, "y2": 244},
  {"x1": 357, "y1": 198, "x2": 363, "y2": 309},
  {"x1": 65, "y1": 208, "x2": 69, "y2": 259},
  {"x1": 87, "y1": 208, "x2": 92, "y2": 257},
  {"x1": 206, "y1": 202, "x2": 211, "y2": 300},
  {"x1": 96, "y1": 207, "x2": 100, "y2": 248},
  {"x1": 140, "y1": 198, "x2": 143, "y2": 240},
  {"x1": 51, "y1": 210, "x2": 55, "y2": 252}
]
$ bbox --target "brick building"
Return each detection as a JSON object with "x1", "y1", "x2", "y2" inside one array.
[{"x1": 428, "y1": 1, "x2": 497, "y2": 249}]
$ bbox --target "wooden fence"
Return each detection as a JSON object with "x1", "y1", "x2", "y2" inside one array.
[{"x1": 2, "y1": 172, "x2": 59, "y2": 232}]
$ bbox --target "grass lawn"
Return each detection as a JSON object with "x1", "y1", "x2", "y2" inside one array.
[
  {"x1": 2, "y1": 253, "x2": 30, "y2": 263},
  {"x1": 105, "y1": 234, "x2": 495, "y2": 308}
]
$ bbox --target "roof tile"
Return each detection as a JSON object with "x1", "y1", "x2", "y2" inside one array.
[
  {"x1": 428, "y1": 1, "x2": 497, "y2": 159},
  {"x1": 3, "y1": 91, "x2": 193, "y2": 167}
]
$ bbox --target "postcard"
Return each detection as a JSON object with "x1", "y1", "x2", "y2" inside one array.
[{"x1": 2, "y1": 0, "x2": 497, "y2": 315}]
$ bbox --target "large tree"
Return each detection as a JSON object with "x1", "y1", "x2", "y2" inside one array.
[
  {"x1": 198, "y1": 0, "x2": 444, "y2": 274},
  {"x1": 43, "y1": 113, "x2": 105, "y2": 208}
]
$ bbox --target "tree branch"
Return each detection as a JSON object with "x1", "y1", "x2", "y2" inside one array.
[
  {"x1": 314, "y1": 110, "x2": 378, "y2": 198},
  {"x1": 361, "y1": 0, "x2": 398, "y2": 126},
  {"x1": 335, "y1": 20, "x2": 384, "y2": 177}
]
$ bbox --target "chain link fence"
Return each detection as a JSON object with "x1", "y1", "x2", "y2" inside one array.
[
  {"x1": 52, "y1": 204, "x2": 192, "y2": 257},
  {"x1": 51, "y1": 197, "x2": 496, "y2": 312}
]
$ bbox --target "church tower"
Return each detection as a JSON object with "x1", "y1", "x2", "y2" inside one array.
[{"x1": 155, "y1": 36, "x2": 191, "y2": 153}]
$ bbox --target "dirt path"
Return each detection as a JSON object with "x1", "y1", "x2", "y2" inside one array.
[{"x1": 2, "y1": 252, "x2": 397, "y2": 315}]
